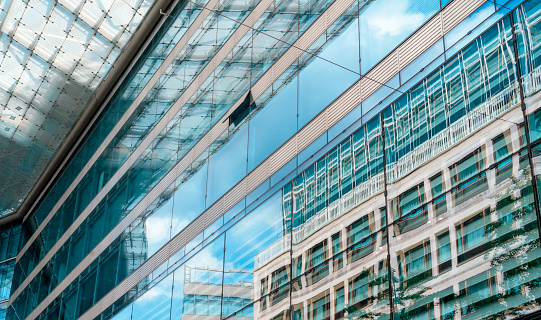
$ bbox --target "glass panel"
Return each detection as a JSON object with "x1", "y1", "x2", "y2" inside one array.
[
  {"x1": 207, "y1": 125, "x2": 248, "y2": 205},
  {"x1": 248, "y1": 77, "x2": 298, "y2": 172},
  {"x1": 224, "y1": 192, "x2": 290, "y2": 315},
  {"x1": 359, "y1": 0, "x2": 440, "y2": 74}
]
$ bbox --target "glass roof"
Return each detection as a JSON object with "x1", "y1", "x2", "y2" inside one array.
[{"x1": 0, "y1": 0, "x2": 154, "y2": 217}]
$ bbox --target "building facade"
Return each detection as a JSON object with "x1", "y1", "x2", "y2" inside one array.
[{"x1": 2, "y1": 0, "x2": 541, "y2": 320}]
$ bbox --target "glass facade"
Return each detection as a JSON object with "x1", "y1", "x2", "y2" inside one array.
[
  {"x1": 3, "y1": 1, "x2": 541, "y2": 320},
  {"x1": 0, "y1": 224, "x2": 22, "y2": 320},
  {"x1": 0, "y1": 0, "x2": 154, "y2": 217}
]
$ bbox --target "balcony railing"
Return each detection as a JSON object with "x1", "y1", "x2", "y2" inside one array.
[
  {"x1": 386, "y1": 83, "x2": 519, "y2": 183},
  {"x1": 254, "y1": 235, "x2": 291, "y2": 269},
  {"x1": 522, "y1": 65, "x2": 541, "y2": 96},
  {"x1": 254, "y1": 173, "x2": 384, "y2": 269},
  {"x1": 254, "y1": 78, "x2": 519, "y2": 270}
]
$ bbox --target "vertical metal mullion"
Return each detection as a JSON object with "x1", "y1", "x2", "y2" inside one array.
[
  {"x1": 379, "y1": 113, "x2": 395, "y2": 320},
  {"x1": 509, "y1": 11, "x2": 541, "y2": 240}
]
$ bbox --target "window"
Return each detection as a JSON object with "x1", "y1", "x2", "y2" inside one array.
[
  {"x1": 427, "y1": 70, "x2": 447, "y2": 136},
  {"x1": 311, "y1": 294, "x2": 330, "y2": 320},
  {"x1": 398, "y1": 184, "x2": 425, "y2": 218},
  {"x1": 332, "y1": 232, "x2": 343, "y2": 270},
  {"x1": 353, "y1": 127, "x2": 368, "y2": 185},
  {"x1": 272, "y1": 310, "x2": 290, "y2": 320},
  {"x1": 340, "y1": 139, "x2": 353, "y2": 195},
  {"x1": 292, "y1": 175, "x2": 305, "y2": 227},
  {"x1": 261, "y1": 277, "x2": 268, "y2": 297},
  {"x1": 183, "y1": 295, "x2": 222, "y2": 316},
  {"x1": 367, "y1": 116, "x2": 383, "y2": 176},
  {"x1": 459, "y1": 271, "x2": 497, "y2": 315},
  {"x1": 270, "y1": 266, "x2": 289, "y2": 305},
  {"x1": 306, "y1": 240, "x2": 328, "y2": 270},
  {"x1": 440, "y1": 289, "x2": 456, "y2": 320},
  {"x1": 403, "y1": 303, "x2": 434, "y2": 320},
  {"x1": 450, "y1": 149, "x2": 488, "y2": 205},
  {"x1": 377, "y1": 259, "x2": 389, "y2": 300},
  {"x1": 450, "y1": 149, "x2": 485, "y2": 187},
  {"x1": 380, "y1": 208, "x2": 387, "y2": 245},
  {"x1": 430, "y1": 173, "x2": 445, "y2": 198},
  {"x1": 292, "y1": 304, "x2": 303, "y2": 320},
  {"x1": 431, "y1": 173, "x2": 446, "y2": 216},
  {"x1": 529, "y1": 108, "x2": 541, "y2": 143},
  {"x1": 271, "y1": 266, "x2": 289, "y2": 290},
  {"x1": 304, "y1": 166, "x2": 316, "y2": 220},
  {"x1": 327, "y1": 148, "x2": 340, "y2": 204},
  {"x1": 493, "y1": 133, "x2": 511, "y2": 162},
  {"x1": 347, "y1": 215, "x2": 375, "y2": 262},
  {"x1": 332, "y1": 232, "x2": 341, "y2": 256},
  {"x1": 402, "y1": 240, "x2": 432, "y2": 286},
  {"x1": 316, "y1": 158, "x2": 327, "y2": 212},
  {"x1": 437, "y1": 231, "x2": 451, "y2": 273},
  {"x1": 292, "y1": 255, "x2": 303, "y2": 291},
  {"x1": 183, "y1": 294, "x2": 195, "y2": 314},
  {"x1": 520, "y1": 149, "x2": 529, "y2": 169},
  {"x1": 395, "y1": 184, "x2": 428, "y2": 234},
  {"x1": 335, "y1": 286, "x2": 345, "y2": 317},
  {"x1": 349, "y1": 269, "x2": 373, "y2": 307},
  {"x1": 260, "y1": 277, "x2": 268, "y2": 311},
  {"x1": 305, "y1": 240, "x2": 329, "y2": 284},
  {"x1": 456, "y1": 208, "x2": 491, "y2": 263},
  {"x1": 283, "y1": 184, "x2": 292, "y2": 232},
  {"x1": 494, "y1": 133, "x2": 514, "y2": 183}
]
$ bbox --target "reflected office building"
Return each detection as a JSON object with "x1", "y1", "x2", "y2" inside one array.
[
  {"x1": 182, "y1": 266, "x2": 253, "y2": 320},
  {"x1": 4, "y1": 0, "x2": 541, "y2": 320}
]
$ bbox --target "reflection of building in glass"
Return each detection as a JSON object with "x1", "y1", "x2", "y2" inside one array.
[
  {"x1": 183, "y1": 266, "x2": 253, "y2": 320},
  {"x1": 0, "y1": 225, "x2": 20, "y2": 320},
  {"x1": 252, "y1": 5, "x2": 541, "y2": 320},
  {"x1": 5, "y1": 1, "x2": 541, "y2": 320}
]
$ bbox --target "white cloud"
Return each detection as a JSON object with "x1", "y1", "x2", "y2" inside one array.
[
  {"x1": 363, "y1": 0, "x2": 430, "y2": 39},
  {"x1": 189, "y1": 242, "x2": 223, "y2": 269},
  {"x1": 136, "y1": 279, "x2": 172, "y2": 303},
  {"x1": 145, "y1": 215, "x2": 171, "y2": 247},
  {"x1": 444, "y1": 5, "x2": 496, "y2": 46},
  {"x1": 367, "y1": 11, "x2": 426, "y2": 38}
]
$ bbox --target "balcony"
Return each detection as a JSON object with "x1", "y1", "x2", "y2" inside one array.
[
  {"x1": 522, "y1": 65, "x2": 541, "y2": 96},
  {"x1": 386, "y1": 82, "x2": 519, "y2": 183},
  {"x1": 254, "y1": 173, "x2": 384, "y2": 269}
]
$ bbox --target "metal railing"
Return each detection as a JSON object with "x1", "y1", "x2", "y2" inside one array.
[
  {"x1": 254, "y1": 81, "x2": 519, "y2": 269},
  {"x1": 254, "y1": 173, "x2": 384, "y2": 269},
  {"x1": 522, "y1": 65, "x2": 541, "y2": 96},
  {"x1": 387, "y1": 82, "x2": 519, "y2": 183},
  {"x1": 254, "y1": 235, "x2": 291, "y2": 269}
]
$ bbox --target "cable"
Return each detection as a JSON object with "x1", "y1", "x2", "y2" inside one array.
[
  {"x1": 190, "y1": 0, "x2": 541, "y2": 137},
  {"x1": 186, "y1": 0, "x2": 405, "y2": 94}
]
